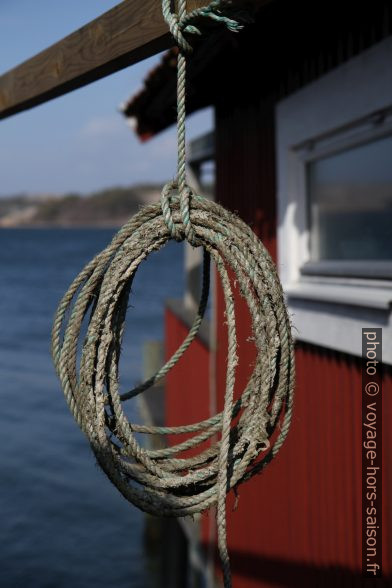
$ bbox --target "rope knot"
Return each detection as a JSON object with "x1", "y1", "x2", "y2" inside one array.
[
  {"x1": 161, "y1": 180, "x2": 200, "y2": 246},
  {"x1": 162, "y1": 0, "x2": 245, "y2": 54},
  {"x1": 163, "y1": 9, "x2": 194, "y2": 53}
]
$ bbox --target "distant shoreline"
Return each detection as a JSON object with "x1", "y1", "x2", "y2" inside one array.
[{"x1": 0, "y1": 184, "x2": 161, "y2": 228}]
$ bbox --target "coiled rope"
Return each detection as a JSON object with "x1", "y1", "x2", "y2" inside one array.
[{"x1": 51, "y1": 2, "x2": 295, "y2": 587}]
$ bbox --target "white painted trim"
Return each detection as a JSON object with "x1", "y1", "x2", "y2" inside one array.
[
  {"x1": 285, "y1": 282, "x2": 392, "y2": 311},
  {"x1": 276, "y1": 36, "x2": 392, "y2": 364}
]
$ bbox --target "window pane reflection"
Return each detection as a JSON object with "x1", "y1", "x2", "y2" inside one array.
[{"x1": 307, "y1": 135, "x2": 392, "y2": 260}]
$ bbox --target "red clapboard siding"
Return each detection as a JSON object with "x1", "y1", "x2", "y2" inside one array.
[
  {"x1": 208, "y1": 78, "x2": 392, "y2": 585},
  {"x1": 214, "y1": 97, "x2": 277, "y2": 261},
  {"x1": 164, "y1": 298, "x2": 392, "y2": 588},
  {"x1": 206, "y1": 340, "x2": 392, "y2": 588}
]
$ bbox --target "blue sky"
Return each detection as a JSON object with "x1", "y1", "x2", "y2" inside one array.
[{"x1": 0, "y1": 0, "x2": 213, "y2": 196}]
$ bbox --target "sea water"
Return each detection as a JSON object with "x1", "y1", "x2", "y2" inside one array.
[{"x1": 0, "y1": 228, "x2": 184, "y2": 588}]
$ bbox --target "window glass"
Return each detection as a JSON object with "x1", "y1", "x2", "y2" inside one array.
[{"x1": 307, "y1": 134, "x2": 392, "y2": 260}]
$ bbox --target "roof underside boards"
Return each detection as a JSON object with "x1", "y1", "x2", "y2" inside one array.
[
  {"x1": 121, "y1": 28, "x2": 240, "y2": 141},
  {"x1": 123, "y1": 0, "x2": 392, "y2": 140}
]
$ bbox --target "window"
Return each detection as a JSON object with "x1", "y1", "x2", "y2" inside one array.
[
  {"x1": 276, "y1": 37, "x2": 392, "y2": 362},
  {"x1": 302, "y1": 126, "x2": 392, "y2": 279}
]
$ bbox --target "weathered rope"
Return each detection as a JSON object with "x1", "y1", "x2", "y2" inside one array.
[
  {"x1": 51, "y1": 201, "x2": 295, "y2": 586},
  {"x1": 160, "y1": 0, "x2": 244, "y2": 248},
  {"x1": 51, "y1": 3, "x2": 295, "y2": 588}
]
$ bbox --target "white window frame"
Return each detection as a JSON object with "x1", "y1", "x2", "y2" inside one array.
[{"x1": 276, "y1": 36, "x2": 392, "y2": 364}]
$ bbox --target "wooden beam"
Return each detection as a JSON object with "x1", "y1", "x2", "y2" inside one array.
[
  {"x1": 0, "y1": 0, "x2": 270, "y2": 121},
  {"x1": 0, "y1": 0, "x2": 208, "y2": 120}
]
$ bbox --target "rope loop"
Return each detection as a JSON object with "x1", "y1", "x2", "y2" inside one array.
[
  {"x1": 52, "y1": 196, "x2": 295, "y2": 588},
  {"x1": 52, "y1": 3, "x2": 294, "y2": 588}
]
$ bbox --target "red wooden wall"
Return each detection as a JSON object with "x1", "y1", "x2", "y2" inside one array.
[
  {"x1": 164, "y1": 5, "x2": 392, "y2": 586},
  {"x1": 165, "y1": 305, "x2": 392, "y2": 587},
  {"x1": 207, "y1": 55, "x2": 392, "y2": 584},
  {"x1": 214, "y1": 340, "x2": 391, "y2": 587}
]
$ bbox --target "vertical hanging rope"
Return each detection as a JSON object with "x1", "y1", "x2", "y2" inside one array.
[{"x1": 51, "y1": 3, "x2": 295, "y2": 588}]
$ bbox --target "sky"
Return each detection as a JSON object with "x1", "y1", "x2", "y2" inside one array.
[{"x1": 0, "y1": 0, "x2": 213, "y2": 196}]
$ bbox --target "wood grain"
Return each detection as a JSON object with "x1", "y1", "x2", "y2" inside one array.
[{"x1": 0, "y1": 0, "x2": 268, "y2": 120}]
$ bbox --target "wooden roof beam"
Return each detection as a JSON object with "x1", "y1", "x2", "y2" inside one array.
[
  {"x1": 0, "y1": 0, "x2": 270, "y2": 121},
  {"x1": 0, "y1": 0, "x2": 212, "y2": 120}
]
